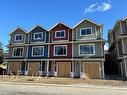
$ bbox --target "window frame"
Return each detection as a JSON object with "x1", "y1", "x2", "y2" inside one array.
[
  {"x1": 79, "y1": 44, "x2": 95, "y2": 56},
  {"x1": 33, "y1": 32, "x2": 43, "y2": 40},
  {"x1": 32, "y1": 46, "x2": 44, "y2": 57},
  {"x1": 80, "y1": 27, "x2": 92, "y2": 36},
  {"x1": 14, "y1": 34, "x2": 23, "y2": 41},
  {"x1": 12, "y1": 47, "x2": 24, "y2": 57},
  {"x1": 55, "y1": 30, "x2": 66, "y2": 38},
  {"x1": 54, "y1": 45, "x2": 67, "y2": 56}
]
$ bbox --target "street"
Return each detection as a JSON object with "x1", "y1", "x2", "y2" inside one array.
[{"x1": 0, "y1": 83, "x2": 127, "y2": 95}]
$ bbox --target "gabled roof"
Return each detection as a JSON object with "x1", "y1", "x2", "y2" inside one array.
[
  {"x1": 9, "y1": 27, "x2": 27, "y2": 35},
  {"x1": 73, "y1": 19, "x2": 103, "y2": 28},
  {"x1": 48, "y1": 22, "x2": 71, "y2": 31},
  {"x1": 29, "y1": 24, "x2": 48, "y2": 33}
]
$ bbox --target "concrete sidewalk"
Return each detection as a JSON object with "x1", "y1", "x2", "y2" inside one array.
[{"x1": 1, "y1": 81, "x2": 127, "y2": 90}]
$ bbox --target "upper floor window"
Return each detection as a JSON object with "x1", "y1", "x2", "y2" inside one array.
[
  {"x1": 13, "y1": 47, "x2": 23, "y2": 57},
  {"x1": 33, "y1": 32, "x2": 43, "y2": 40},
  {"x1": 32, "y1": 46, "x2": 44, "y2": 56},
  {"x1": 54, "y1": 45, "x2": 67, "y2": 56},
  {"x1": 55, "y1": 30, "x2": 65, "y2": 38},
  {"x1": 80, "y1": 28, "x2": 92, "y2": 36},
  {"x1": 15, "y1": 34, "x2": 23, "y2": 41},
  {"x1": 79, "y1": 44, "x2": 95, "y2": 55}
]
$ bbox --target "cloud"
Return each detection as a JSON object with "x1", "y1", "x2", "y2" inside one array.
[{"x1": 85, "y1": 2, "x2": 112, "y2": 14}]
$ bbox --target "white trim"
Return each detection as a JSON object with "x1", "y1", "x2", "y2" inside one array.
[
  {"x1": 73, "y1": 19, "x2": 103, "y2": 28},
  {"x1": 55, "y1": 30, "x2": 66, "y2": 38},
  {"x1": 9, "y1": 27, "x2": 27, "y2": 35},
  {"x1": 32, "y1": 46, "x2": 44, "y2": 57},
  {"x1": 14, "y1": 34, "x2": 23, "y2": 42},
  {"x1": 33, "y1": 32, "x2": 43, "y2": 40},
  {"x1": 80, "y1": 27, "x2": 92, "y2": 36},
  {"x1": 120, "y1": 22, "x2": 123, "y2": 35},
  {"x1": 12, "y1": 47, "x2": 24, "y2": 57},
  {"x1": 78, "y1": 43, "x2": 95, "y2": 56},
  {"x1": 122, "y1": 39, "x2": 125, "y2": 54},
  {"x1": 54, "y1": 45, "x2": 67, "y2": 56}
]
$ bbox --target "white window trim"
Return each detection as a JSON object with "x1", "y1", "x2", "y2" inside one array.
[
  {"x1": 32, "y1": 46, "x2": 44, "y2": 57},
  {"x1": 33, "y1": 32, "x2": 43, "y2": 40},
  {"x1": 80, "y1": 27, "x2": 92, "y2": 36},
  {"x1": 12, "y1": 47, "x2": 24, "y2": 57},
  {"x1": 55, "y1": 30, "x2": 66, "y2": 38},
  {"x1": 54, "y1": 45, "x2": 67, "y2": 56},
  {"x1": 14, "y1": 34, "x2": 23, "y2": 41},
  {"x1": 78, "y1": 44, "x2": 95, "y2": 56}
]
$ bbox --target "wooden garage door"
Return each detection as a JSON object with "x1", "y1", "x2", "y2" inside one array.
[
  {"x1": 28, "y1": 62, "x2": 40, "y2": 76},
  {"x1": 57, "y1": 62, "x2": 71, "y2": 77},
  {"x1": 10, "y1": 62, "x2": 20, "y2": 74},
  {"x1": 84, "y1": 62, "x2": 100, "y2": 79}
]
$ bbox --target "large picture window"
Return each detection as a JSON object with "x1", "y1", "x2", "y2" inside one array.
[
  {"x1": 32, "y1": 46, "x2": 44, "y2": 56},
  {"x1": 55, "y1": 30, "x2": 65, "y2": 38},
  {"x1": 15, "y1": 34, "x2": 23, "y2": 41},
  {"x1": 54, "y1": 45, "x2": 67, "y2": 56},
  {"x1": 79, "y1": 44, "x2": 95, "y2": 55},
  {"x1": 80, "y1": 28, "x2": 92, "y2": 36},
  {"x1": 13, "y1": 47, "x2": 23, "y2": 57},
  {"x1": 33, "y1": 32, "x2": 43, "y2": 40}
]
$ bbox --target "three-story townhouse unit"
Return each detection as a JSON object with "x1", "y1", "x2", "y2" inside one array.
[
  {"x1": 48, "y1": 23, "x2": 73, "y2": 77},
  {"x1": 7, "y1": 27, "x2": 28, "y2": 75},
  {"x1": 72, "y1": 19, "x2": 105, "y2": 79},
  {"x1": 108, "y1": 17, "x2": 127, "y2": 78},
  {"x1": 27, "y1": 25, "x2": 49, "y2": 76}
]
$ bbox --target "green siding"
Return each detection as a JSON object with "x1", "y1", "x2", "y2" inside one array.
[
  {"x1": 73, "y1": 42, "x2": 102, "y2": 57},
  {"x1": 73, "y1": 20, "x2": 101, "y2": 41}
]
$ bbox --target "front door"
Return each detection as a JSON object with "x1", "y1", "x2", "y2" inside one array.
[{"x1": 74, "y1": 62, "x2": 80, "y2": 78}]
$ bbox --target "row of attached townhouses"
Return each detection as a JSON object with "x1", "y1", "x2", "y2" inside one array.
[
  {"x1": 7, "y1": 19, "x2": 105, "y2": 79},
  {"x1": 108, "y1": 17, "x2": 127, "y2": 78}
]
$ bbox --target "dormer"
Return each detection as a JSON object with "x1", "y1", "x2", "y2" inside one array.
[
  {"x1": 29, "y1": 25, "x2": 49, "y2": 44},
  {"x1": 9, "y1": 27, "x2": 27, "y2": 45},
  {"x1": 49, "y1": 23, "x2": 72, "y2": 42},
  {"x1": 73, "y1": 19, "x2": 103, "y2": 41}
]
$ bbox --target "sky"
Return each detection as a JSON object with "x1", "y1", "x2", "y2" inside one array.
[{"x1": 0, "y1": 0, "x2": 127, "y2": 51}]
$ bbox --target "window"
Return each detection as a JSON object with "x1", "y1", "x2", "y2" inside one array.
[
  {"x1": 32, "y1": 46, "x2": 44, "y2": 56},
  {"x1": 15, "y1": 34, "x2": 23, "y2": 41},
  {"x1": 80, "y1": 28, "x2": 92, "y2": 36},
  {"x1": 34, "y1": 32, "x2": 43, "y2": 40},
  {"x1": 13, "y1": 48, "x2": 23, "y2": 57},
  {"x1": 54, "y1": 45, "x2": 67, "y2": 56},
  {"x1": 55, "y1": 30, "x2": 65, "y2": 38},
  {"x1": 79, "y1": 44, "x2": 95, "y2": 55}
]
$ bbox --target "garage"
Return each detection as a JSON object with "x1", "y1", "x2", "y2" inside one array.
[
  {"x1": 57, "y1": 62, "x2": 71, "y2": 77},
  {"x1": 10, "y1": 62, "x2": 20, "y2": 75},
  {"x1": 84, "y1": 62, "x2": 100, "y2": 79},
  {"x1": 28, "y1": 62, "x2": 40, "y2": 76}
]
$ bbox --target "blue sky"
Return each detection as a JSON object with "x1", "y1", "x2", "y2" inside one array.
[{"x1": 0, "y1": 0, "x2": 127, "y2": 51}]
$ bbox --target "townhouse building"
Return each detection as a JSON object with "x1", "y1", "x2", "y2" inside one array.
[
  {"x1": 108, "y1": 17, "x2": 127, "y2": 78},
  {"x1": 7, "y1": 19, "x2": 105, "y2": 79}
]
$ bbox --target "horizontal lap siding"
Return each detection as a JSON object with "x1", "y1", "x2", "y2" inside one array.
[
  {"x1": 49, "y1": 43, "x2": 72, "y2": 58},
  {"x1": 50, "y1": 24, "x2": 72, "y2": 42}
]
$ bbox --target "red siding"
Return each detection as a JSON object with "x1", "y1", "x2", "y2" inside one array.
[
  {"x1": 50, "y1": 23, "x2": 72, "y2": 42},
  {"x1": 49, "y1": 43, "x2": 72, "y2": 58}
]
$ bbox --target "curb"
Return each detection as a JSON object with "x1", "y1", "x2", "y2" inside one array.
[{"x1": 0, "y1": 82, "x2": 127, "y2": 90}]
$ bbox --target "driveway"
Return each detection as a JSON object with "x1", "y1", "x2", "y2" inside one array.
[{"x1": 0, "y1": 83, "x2": 127, "y2": 95}]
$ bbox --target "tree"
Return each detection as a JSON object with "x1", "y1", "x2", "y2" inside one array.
[{"x1": 0, "y1": 42, "x2": 4, "y2": 64}]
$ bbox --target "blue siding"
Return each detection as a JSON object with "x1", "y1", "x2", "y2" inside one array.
[
  {"x1": 28, "y1": 45, "x2": 48, "y2": 59},
  {"x1": 29, "y1": 26, "x2": 49, "y2": 43}
]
